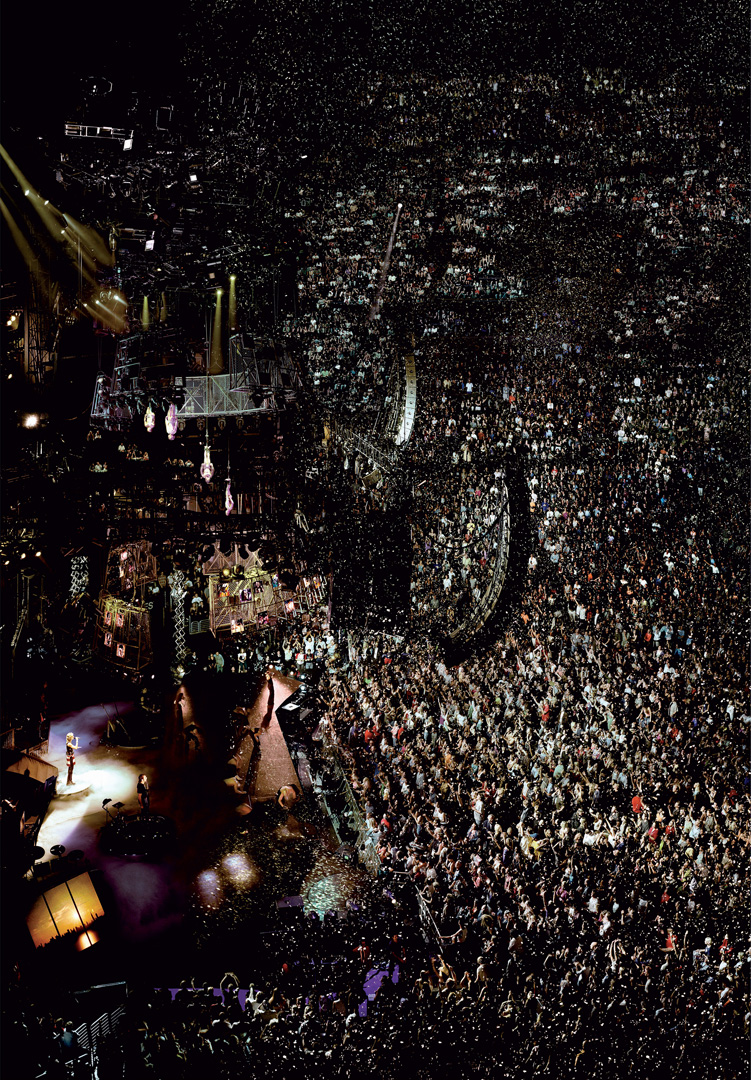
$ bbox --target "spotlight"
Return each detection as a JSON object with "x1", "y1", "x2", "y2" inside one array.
[
  {"x1": 35, "y1": 551, "x2": 42, "y2": 558},
  {"x1": 221, "y1": 567, "x2": 231, "y2": 579},
  {"x1": 22, "y1": 414, "x2": 40, "y2": 428},
  {"x1": 20, "y1": 553, "x2": 26, "y2": 560}
]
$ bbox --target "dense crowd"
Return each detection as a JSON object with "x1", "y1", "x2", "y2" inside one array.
[
  {"x1": 6, "y1": 68, "x2": 748, "y2": 1080},
  {"x1": 284, "y1": 73, "x2": 746, "y2": 418},
  {"x1": 278, "y1": 73, "x2": 749, "y2": 1077}
]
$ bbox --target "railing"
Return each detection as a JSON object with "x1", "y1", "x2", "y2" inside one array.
[
  {"x1": 65, "y1": 123, "x2": 134, "y2": 142},
  {"x1": 447, "y1": 476, "x2": 511, "y2": 643},
  {"x1": 318, "y1": 736, "x2": 382, "y2": 878},
  {"x1": 1, "y1": 728, "x2": 49, "y2": 756},
  {"x1": 72, "y1": 1004, "x2": 126, "y2": 1049},
  {"x1": 329, "y1": 416, "x2": 401, "y2": 472},
  {"x1": 386, "y1": 872, "x2": 442, "y2": 946},
  {"x1": 355, "y1": 833, "x2": 382, "y2": 876}
]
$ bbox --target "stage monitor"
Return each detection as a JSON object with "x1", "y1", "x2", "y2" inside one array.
[{"x1": 27, "y1": 872, "x2": 105, "y2": 949}]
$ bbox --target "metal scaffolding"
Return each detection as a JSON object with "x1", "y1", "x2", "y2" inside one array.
[
  {"x1": 90, "y1": 334, "x2": 300, "y2": 428},
  {"x1": 169, "y1": 571, "x2": 188, "y2": 661},
  {"x1": 24, "y1": 265, "x2": 60, "y2": 388}
]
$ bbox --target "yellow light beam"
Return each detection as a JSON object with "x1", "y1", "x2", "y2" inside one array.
[
  {"x1": 229, "y1": 274, "x2": 237, "y2": 332},
  {"x1": 209, "y1": 289, "x2": 223, "y2": 374}
]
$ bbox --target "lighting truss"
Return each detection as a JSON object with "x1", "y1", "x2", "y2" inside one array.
[
  {"x1": 69, "y1": 555, "x2": 89, "y2": 598},
  {"x1": 169, "y1": 570, "x2": 188, "y2": 661}
]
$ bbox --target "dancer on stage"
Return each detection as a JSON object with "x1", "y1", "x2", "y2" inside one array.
[
  {"x1": 65, "y1": 733, "x2": 80, "y2": 785},
  {"x1": 277, "y1": 784, "x2": 300, "y2": 812},
  {"x1": 263, "y1": 669, "x2": 275, "y2": 727}
]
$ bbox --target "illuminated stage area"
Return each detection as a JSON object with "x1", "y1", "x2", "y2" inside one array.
[{"x1": 25, "y1": 671, "x2": 368, "y2": 982}]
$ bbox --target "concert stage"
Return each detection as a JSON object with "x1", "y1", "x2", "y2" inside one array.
[{"x1": 23, "y1": 670, "x2": 368, "y2": 984}]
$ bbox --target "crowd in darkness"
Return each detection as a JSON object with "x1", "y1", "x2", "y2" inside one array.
[
  {"x1": 280, "y1": 70, "x2": 747, "y2": 640},
  {"x1": 4, "y1": 66, "x2": 748, "y2": 1080},
  {"x1": 292, "y1": 71, "x2": 749, "y2": 1076}
]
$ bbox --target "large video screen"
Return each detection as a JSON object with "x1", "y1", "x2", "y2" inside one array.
[{"x1": 27, "y1": 872, "x2": 105, "y2": 948}]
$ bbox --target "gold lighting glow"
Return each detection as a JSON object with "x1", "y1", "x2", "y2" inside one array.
[
  {"x1": 209, "y1": 288, "x2": 224, "y2": 374},
  {"x1": 1, "y1": 146, "x2": 123, "y2": 333},
  {"x1": 229, "y1": 274, "x2": 237, "y2": 331}
]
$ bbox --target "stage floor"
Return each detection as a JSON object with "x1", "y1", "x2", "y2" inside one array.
[{"x1": 231, "y1": 669, "x2": 301, "y2": 804}]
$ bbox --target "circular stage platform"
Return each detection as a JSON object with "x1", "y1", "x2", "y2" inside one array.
[
  {"x1": 55, "y1": 775, "x2": 93, "y2": 799},
  {"x1": 99, "y1": 812, "x2": 176, "y2": 858}
]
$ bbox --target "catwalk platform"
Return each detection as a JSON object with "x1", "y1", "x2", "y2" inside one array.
[{"x1": 231, "y1": 671, "x2": 302, "y2": 805}]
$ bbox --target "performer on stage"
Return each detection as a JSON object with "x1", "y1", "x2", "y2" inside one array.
[
  {"x1": 277, "y1": 784, "x2": 300, "y2": 812},
  {"x1": 263, "y1": 670, "x2": 275, "y2": 727},
  {"x1": 65, "y1": 733, "x2": 80, "y2": 785},
  {"x1": 137, "y1": 774, "x2": 150, "y2": 817}
]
